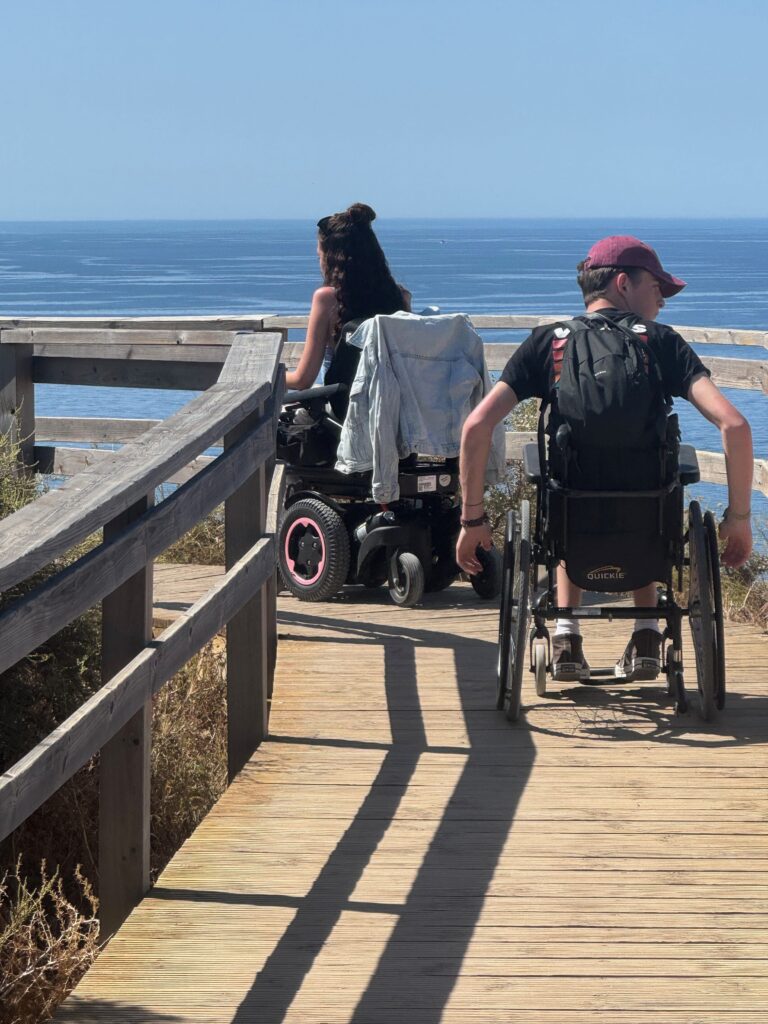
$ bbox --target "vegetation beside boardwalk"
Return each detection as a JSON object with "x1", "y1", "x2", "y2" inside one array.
[{"x1": 0, "y1": 436, "x2": 230, "y2": 1024}]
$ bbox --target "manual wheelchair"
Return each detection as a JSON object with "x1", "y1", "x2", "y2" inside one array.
[{"x1": 497, "y1": 416, "x2": 726, "y2": 722}]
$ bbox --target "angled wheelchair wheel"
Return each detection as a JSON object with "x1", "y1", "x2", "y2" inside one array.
[
  {"x1": 496, "y1": 511, "x2": 516, "y2": 710},
  {"x1": 501, "y1": 501, "x2": 531, "y2": 723},
  {"x1": 704, "y1": 509, "x2": 727, "y2": 710},
  {"x1": 688, "y1": 501, "x2": 717, "y2": 721},
  {"x1": 279, "y1": 498, "x2": 350, "y2": 602}
]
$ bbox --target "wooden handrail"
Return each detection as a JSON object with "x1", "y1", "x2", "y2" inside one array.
[
  {"x1": 0, "y1": 327, "x2": 285, "y2": 939},
  {"x1": 263, "y1": 313, "x2": 768, "y2": 349},
  {"x1": 0, "y1": 334, "x2": 280, "y2": 592}
]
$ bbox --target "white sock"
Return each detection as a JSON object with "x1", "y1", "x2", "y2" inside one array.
[
  {"x1": 555, "y1": 618, "x2": 580, "y2": 637},
  {"x1": 635, "y1": 619, "x2": 662, "y2": 635}
]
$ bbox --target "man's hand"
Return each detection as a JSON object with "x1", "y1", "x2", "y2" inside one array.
[
  {"x1": 719, "y1": 516, "x2": 752, "y2": 569},
  {"x1": 456, "y1": 522, "x2": 493, "y2": 575}
]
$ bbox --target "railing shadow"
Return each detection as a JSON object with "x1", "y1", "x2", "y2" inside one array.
[
  {"x1": 227, "y1": 596, "x2": 536, "y2": 1023},
  {"x1": 54, "y1": 997, "x2": 182, "y2": 1023}
]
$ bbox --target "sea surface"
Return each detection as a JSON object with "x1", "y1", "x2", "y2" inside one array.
[{"x1": 0, "y1": 218, "x2": 765, "y2": 525}]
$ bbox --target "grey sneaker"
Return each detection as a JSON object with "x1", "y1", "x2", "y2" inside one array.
[
  {"x1": 615, "y1": 629, "x2": 662, "y2": 681},
  {"x1": 552, "y1": 633, "x2": 590, "y2": 682}
]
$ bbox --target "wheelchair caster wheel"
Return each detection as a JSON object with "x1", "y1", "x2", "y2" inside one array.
[{"x1": 389, "y1": 552, "x2": 425, "y2": 607}]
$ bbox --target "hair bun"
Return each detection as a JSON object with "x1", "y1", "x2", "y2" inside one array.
[{"x1": 347, "y1": 203, "x2": 376, "y2": 226}]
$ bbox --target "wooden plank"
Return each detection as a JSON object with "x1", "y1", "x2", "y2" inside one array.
[
  {"x1": 33, "y1": 342, "x2": 230, "y2": 362},
  {"x1": 0, "y1": 415, "x2": 272, "y2": 678},
  {"x1": 216, "y1": 330, "x2": 284, "y2": 388},
  {"x1": 32, "y1": 355, "x2": 221, "y2": 390},
  {"x1": 0, "y1": 316, "x2": 267, "y2": 331},
  {"x1": 34, "y1": 445, "x2": 215, "y2": 484},
  {"x1": 263, "y1": 314, "x2": 768, "y2": 348},
  {"x1": 0, "y1": 338, "x2": 279, "y2": 592},
  {"x1": 4, "y1": 328, "x2": 241, "y2": 347},
  {"x1": 0, "y1": 537, "x2": 274, "y2": 842},
  {"x1": 699, "y1": 356, "x2": 768, "y2": 392},
  {"x1": 98, "y1": 497, "x2": 153, "y2": 939},
  {"x1": 36, "y1": 417, "x2": 160, "y2": 443}
]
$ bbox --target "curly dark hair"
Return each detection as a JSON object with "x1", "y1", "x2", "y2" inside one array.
[{"x1": 317, "y1": 203, "x2": 407, "y2": 343}]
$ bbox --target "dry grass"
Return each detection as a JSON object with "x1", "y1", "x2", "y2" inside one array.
[
  {"x1": 0, "y1": 430, "x2": 230, "y2": 1021},
  {"x1": 150, "y1": 640, "x2": 228, "y2": 878},
  {"x1": 158, "y1": 506, "x2": 224, "y2": 565},
  {"x1": 0, "y1": 861, "x2": 99, "y2": 1024}
]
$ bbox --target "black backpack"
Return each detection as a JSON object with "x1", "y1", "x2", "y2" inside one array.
[{"x1": 548, "y1": 312, "x2": 669, "y2": 452}]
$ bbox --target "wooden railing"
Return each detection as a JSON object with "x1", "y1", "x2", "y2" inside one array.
[
  {"x1": 263, "y1": 313, "x2": 768, "y2": 497},
  {"x1": 0, "y1": 309, "x2": 763, "y2": 933},
  {"x1": 0, "y1": 323, "x2": 285, "y2": 938}
]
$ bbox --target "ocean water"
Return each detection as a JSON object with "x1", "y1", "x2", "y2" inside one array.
[{"x1": 0, "y1": 218, "x2": 765, "y2": 523}]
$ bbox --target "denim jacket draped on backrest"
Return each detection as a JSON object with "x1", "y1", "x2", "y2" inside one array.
[{"x1": 335, "y1": 311, "x2": 506, "y2": 503}]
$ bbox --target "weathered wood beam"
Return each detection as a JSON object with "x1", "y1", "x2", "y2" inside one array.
[
  {"x1": 0, "y1": 415, "x2": 272, "y2": 677},
  {"x1": 32, "y1": 356, "x2": 221, "y2": 390},
  {"x1": 0, "y1": 333, "x2": 281, "y2": 593},
  {"x1": 36, "y1": 417, "x2": 160, "y2": 443},
  {"x1": 0, "y1": 537, "x2": 274, "y2": 844},
  {"x1": 33, "y1": 445, "x2": 214, "y2": 484},
  {"x1": 99, "y1": 496, "x2": 153, "y2": 940}
]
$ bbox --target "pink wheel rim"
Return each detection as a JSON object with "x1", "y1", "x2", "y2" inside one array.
[{"x1": 284, "y1": 517, "x2": 327, "y2": 586}]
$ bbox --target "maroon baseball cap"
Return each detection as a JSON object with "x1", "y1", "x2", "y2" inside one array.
[{"x1": 583, "y1": 235, "x2": 686, "y2": 298}]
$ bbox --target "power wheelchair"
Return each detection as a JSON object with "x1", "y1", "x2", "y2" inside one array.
[
  {"x1": 497, "y1": 414, "x2": 726, "y2": 722},
  {"x1": 275, "y1": 318, "x2": 501, "y2": 608}
]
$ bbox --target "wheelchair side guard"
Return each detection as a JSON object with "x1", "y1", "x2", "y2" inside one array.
[{"x1": 356, "y1": 522, "x2": 430, "y2": 577}]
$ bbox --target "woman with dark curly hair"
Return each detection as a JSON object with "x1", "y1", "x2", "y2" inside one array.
[{"x1": 285, "y1": 202, "x2": 410, "y2": 391}]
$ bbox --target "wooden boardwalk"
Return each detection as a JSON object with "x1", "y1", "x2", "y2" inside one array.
[{"x1": 57, "y1": 582, "x2": 768, "y2": 1023}]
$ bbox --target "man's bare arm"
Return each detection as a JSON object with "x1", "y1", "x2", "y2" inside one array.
[
  {"x1": 687, "y1": 374, "x2": 753, "y2": 568},
  {"x1": 456, "y1": 381, "x2": 518, "y2": 574}
]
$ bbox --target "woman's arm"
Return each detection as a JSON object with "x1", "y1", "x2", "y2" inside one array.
[{"x1": 285, "y1": 286, "x2": 337, "y2": 390}]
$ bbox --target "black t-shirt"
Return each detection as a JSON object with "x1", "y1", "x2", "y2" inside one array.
[{"x1": 499, "y1": 308, "x2": 709, "y2": 403}]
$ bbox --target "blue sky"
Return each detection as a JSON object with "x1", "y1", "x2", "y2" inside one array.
[{"x1": 2, "y1": 0, "x2": 766, "y2": 219}]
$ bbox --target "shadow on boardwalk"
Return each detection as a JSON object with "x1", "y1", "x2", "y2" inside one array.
[{"x1": 229, "y1": 600, "x2": 537, "y2": 1023}]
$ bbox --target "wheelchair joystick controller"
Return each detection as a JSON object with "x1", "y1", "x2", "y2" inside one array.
[{"x1": 555, "y1": 423, "x2": 571, "y2": 451}]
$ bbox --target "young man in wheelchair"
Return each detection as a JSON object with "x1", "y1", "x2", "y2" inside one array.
[{"x1": 457, "y1": 235, "x2": 753, "y2": 683}]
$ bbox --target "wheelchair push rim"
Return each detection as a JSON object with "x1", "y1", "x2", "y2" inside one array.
[
  {"x1": 497, "y1": 500, "x2": 531, "y2": 722},
  {"x1": 687, "y1": 500, "x2": 722, "y2": 721},
  {"x1": 704, "y1": 508, "x2": 727, "y2": 710}
]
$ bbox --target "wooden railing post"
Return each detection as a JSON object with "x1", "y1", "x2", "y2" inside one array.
[
  {"x1": 98, "y1": 495, "x2": 153, "y2": 940},
  {"x1": 0, "y1": 336, "x2": 35, "y2": 469},
  {"x1": 225, "y1": 404, "x2": 270, "y2": 781}
]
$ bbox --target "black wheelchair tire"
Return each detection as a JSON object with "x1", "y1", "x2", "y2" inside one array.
[
  {"x1": 688, "y1": 501, "x2": 717, "y2": 721},
  {"x1": 389, "y1": 551, "x2": 425, "y2": 607},
  {"x1": 504, "y1": 500, "x2": 531, "y2": 723},
  {"x1": 496, "y1": 510, "x2": 516, "y2": 710},
  {"x1": 278, "y1": 498, "x2": 351, "y2": 602},
  {"x1": 704, "y1": 509, "x2": 727, "y2": 710},
  {"x1": 471, "y1": 545, "x2": 503, "y2": 600}
]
